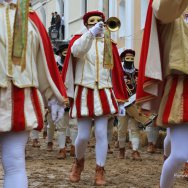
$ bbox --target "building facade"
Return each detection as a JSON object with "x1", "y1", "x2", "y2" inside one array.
[
  {"x1": 64, "y1": 0, "x2": 149, "y2": 67},
  {"x1": 31, "y1": 0, "x2": 149, "y2": 68}
]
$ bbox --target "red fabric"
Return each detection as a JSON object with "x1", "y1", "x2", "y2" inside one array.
[
  {"x1": 62, "y1": 35, "x2": 81, "y2": 83},
  {"x1": 83, "y1": 11, "x2": 105, "y2": 26},
  {"x1": 99, "y1": 89, "x2": 110, "y2": 115},
  {"x1": 62, "y1": 34, "x2": 128, "y2": 103},
  {"x1": 29, "y1": 12, "x2": 67, "y2": 98},
  {"x1": 75, "y1": 86, "x2": 83, "y2": 118},
  {"x1": 87, "y1": 88, "x2": 94, "y2": 117},
  {"x1": 111, "y1": 43, "x2": 128, "y2": 102},
  {"x1": 31, "y1": 88, "x2": 44, "y2": 131},
  {"x1": 136, "y1": 0, "x2": 158, "y2": 103},
  {"x1": 71, "y1": 86, "x2": 118, "y2": 118},
  {"x1": 12, "y1": 85, "x2": 25, "y2": 132},
  {"x1": 162, "y1": 77, "x2": 178, "y2": 124},
  {"x1": 183, "y1": 77, "x2": 188, "y2": 121}
]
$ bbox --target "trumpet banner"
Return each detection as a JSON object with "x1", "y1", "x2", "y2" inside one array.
[
  {"x1": 12, "y1": 0, "x2": 30, "y2": 71},
  {"x1": 103, "y1": 28, "x2": 114, "y2": 69}
]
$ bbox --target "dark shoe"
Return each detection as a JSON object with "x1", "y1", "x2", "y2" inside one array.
[
  {"x1": 66, "y1": 136, "x2": 72, "y2": 144},
  {"x1": 57, "y1": 148, "x2": 66, "y2": 159},
  {"x1": 69, "y1": 158, "x2": 85, "y2": 183},
  {"x1": 107, "y1": 144, "x2": 113, "y2": 154},
  {"x1": 47, "y1": 142, "x2": 53, "y2": 151},
  {"x1": 70, "y1": 145, "x2": 75, "y2": 157},
  {"x1": 95, "y1": 165, "x2": 106, "y2": 186},
  {"x1": 32, "y1": 139, "x2": 41, "y2": 148},
  {"x1": 43, "y1": 131, "x2": 47, "y2": 139},
  {"x1": 132, "y1": 150, "x2": 142, "y2": 161},
  {"x1": 118, "y1": 147, "x2": 125, "y2": 159},
  {"x1": 147, "y1": 143, "x2": 156, "y2": 153},
  {"x1": 183, "y1": 162, "x2": 188, "y2": 180}
]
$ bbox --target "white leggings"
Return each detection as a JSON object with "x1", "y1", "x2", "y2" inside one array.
[
  {"x1": 163, "y1": 128, "x2": 171, "y2": 157},
  {"x1": 160, "y1": 125, "x2": 188, "y2": 188},
  {"x1": 75, "y1": 116, "x2": 108, "y2": 166},
  {"x1": 0, "y1": 131, "x2": 29, "y2": 188}
]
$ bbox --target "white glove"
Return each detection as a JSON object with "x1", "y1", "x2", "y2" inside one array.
[
  {"x1": 48, "y1": 97, "x2": 65, "y2": 124},
  {"x1": 118, "y1": 105, "x2": 126, "y2": 116},
  {"x1": 89, "y1": 21, "x2": 104, "y2": 37}
]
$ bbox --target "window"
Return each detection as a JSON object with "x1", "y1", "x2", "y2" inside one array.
[
  {"x1": 141, "y1": 0, "x2": 149, "y2": 29},
  {"x1": 119, "y1": 0, "x2": 125, "y2": 37}
]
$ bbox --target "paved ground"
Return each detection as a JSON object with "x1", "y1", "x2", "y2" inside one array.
[{"x1": 0, "y1": 131, "x2": 187, "y2": 188}]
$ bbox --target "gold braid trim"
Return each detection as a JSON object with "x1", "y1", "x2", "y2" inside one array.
[
  {"x1": 6, "y1": 6, "x2": 13, "y2": 76},
  {"x1": 12, "y1": 0, "x2": 30, "y2": 72}
]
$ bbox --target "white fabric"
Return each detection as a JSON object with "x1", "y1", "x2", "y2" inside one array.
[
  {"x1": 57, "y1": 131, "x2": 66, "y2": 149},
  {"x1": 48, "y1": 97, "x2": 65, "y2": 124},
  {"x1": 0, "y1": 5, "x2": 65, "y2": 104},
  {"x1": 0, "y1": 82, "x2": 45, "y2": 132},
  {"x1": 71, "y1": 31, "x2": 112, "y2": 89},
  {"x1": 66, "y1": 126, "x2": 71, "y2": 137},
  {"x1": 146, "y1": 122, "x2": 159, "y2": 144},
  {"x1": 129, "y1": 119, "x2": 140, "y2": 151},
  {"x1": 75, "y1": 116, "x2": 108, "y2": 166},
  {"x1": 160, "y1": 125, "x2": 188, "y2": 188},
  {"x1": 89, "y1": 21, "x2": 104, "y2": 37},
  {"x1": 123, "y1": 94, "x2": 136, "y2": 107},
  {"x1": 0, "y1": 131, "x2": 29, "y2": 188},
  {"x1": 71, "y1": 86, "x2": 117, "y2": 118},
  {"x1": 70, "y1": 128, "x2": 78, "y2": 146},
  {"x1": 30, "y1": 130, "x2": 39, "y2": 140},
  {"x1": 46, "y1": 112, "x2": 55, "y2": 143}
]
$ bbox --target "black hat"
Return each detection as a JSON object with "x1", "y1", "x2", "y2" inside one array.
[
  {"x1": 55, "y1": 42, "x2": 69, "y2": 55},
  {"x1": 120, "y1": 49, "x2": 135, "y2": 59}
]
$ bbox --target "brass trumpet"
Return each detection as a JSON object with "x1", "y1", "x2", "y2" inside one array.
[
  {"x1": 103, "y1": 17, "x2": 121, "y2": 69},
  {"x1": 105, "y1": 17, "x2": 121, "y2": 32}
]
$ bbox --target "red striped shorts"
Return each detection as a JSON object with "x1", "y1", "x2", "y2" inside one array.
[{"x1": 70, "y1": 85, "x2": 118, "y2": 118}]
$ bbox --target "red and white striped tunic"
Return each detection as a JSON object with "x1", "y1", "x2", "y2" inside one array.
[
  {"x1": 0, "y1": 82, "x2": 44, "y2": 132},
  {"x1": 70, "y1": 85, "x2": 118, "y2": 118},
  {"x1": 157, "y1": 75, "x2": 188, "y2": 126}
]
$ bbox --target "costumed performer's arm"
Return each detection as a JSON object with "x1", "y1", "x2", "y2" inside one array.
[
  {"x1": 153, "y1": 0, "x2": 188, "y2": 23},
  {"x1": 71, "y1": 31, "x2": 94, "y2": 58}
]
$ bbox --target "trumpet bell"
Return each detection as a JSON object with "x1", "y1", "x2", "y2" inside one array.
[{"x1": 106, "y1": 17, "x2": 121, "y2": 32}]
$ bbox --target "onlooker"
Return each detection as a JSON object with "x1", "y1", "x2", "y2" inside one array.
[
  {"x1": 55, "y1": 12, "x2": 61, "y2": 39},
  {"x1": 51, "y1": 12, "x2": 56, "y2": 26},
  {"x1": 61, "y1": 13, "x2": 65, "y2": 39}
]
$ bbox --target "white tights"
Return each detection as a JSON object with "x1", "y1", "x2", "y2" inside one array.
[
  {"x1": 75, "y1": 116, "x2": 108, "y2": 166},
  {"x1": 0, "y1": 131, "x2": 29, "y2": 188},
  {"x1": 160, "y1": 125, "x2": 188, "y2": 188},
  {"x1": 163, "y1": 128, "x2": 171, "y2": 157}
]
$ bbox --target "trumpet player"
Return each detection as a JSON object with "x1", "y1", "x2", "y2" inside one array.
[{"x1": 62, "y1": 10, "x2": 128, "y2": 186}]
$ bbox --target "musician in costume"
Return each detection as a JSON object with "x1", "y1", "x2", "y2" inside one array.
[
  {"x1": 46, "y1": 41, "x2": 77, "y2": 159},
  {"x1": 117, "y1": 49, "x2": 155, "y2": 160},
  {"x1": 136, "y1": 0, "x2": 188, "y2": 187},
  {"x1": 0, "y1": 0, "x2": 67, "y2": 187},
  {"x1": 62, "y1": 10, "x2": 128, "y2": 186},
  {"x1": 54, "y1": 42, "x2": 69, "y2": 74}
]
